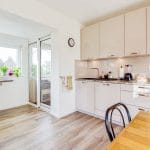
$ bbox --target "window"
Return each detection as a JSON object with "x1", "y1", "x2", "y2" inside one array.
[{"x1": 0, "y1": 46, "x2": 20, "y2": 68}]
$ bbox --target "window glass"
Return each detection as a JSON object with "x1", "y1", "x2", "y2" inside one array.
[{"x1": 0, "y1": 47, "x2": 20, "y2": 68}]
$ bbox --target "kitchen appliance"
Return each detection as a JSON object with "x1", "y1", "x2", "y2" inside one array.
[{"x1": 124, "y1": 65, "x2": 133, "y2": 81}]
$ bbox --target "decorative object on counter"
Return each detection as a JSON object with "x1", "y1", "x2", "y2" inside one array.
[
  {"x1": 136, "y1": 74, "x2": 147, "y2": 83},
  {"x1": 8, "y1": 69, "x2": 13, "y2": 76},
  {"x1": 104, "y1": 73, "x2": 109, "y2": 79},
  {"x1": 13, "y1": 67, "x2": 21, "y2": 77},
  {"x1": 68, "y1": 38, "x2": 75, "y2": 47},
  {"x1": 0, "y1": 66, "x2": 8, "y2": 76},
  {"x1": 108, "y1": 71, "x2": 113, "y2": 79},
  {"x1": 0, "y1": 65, "x2": 21, "y2": 77},
  {"x1": 119, "y1": 66, "x2": 124, "y2": 80}
]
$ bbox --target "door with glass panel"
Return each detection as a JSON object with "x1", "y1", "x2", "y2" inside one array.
[
  {"x1": 40, "y1": 38, "x2": 51, "y2": 107},
  {"x1": 29, "y1": 43, "x2": 38, "y2": 104}
]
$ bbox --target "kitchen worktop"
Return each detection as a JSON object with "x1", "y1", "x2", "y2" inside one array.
[{"x1": 76, "y1": 78, "x2": 150, "y2": 85}]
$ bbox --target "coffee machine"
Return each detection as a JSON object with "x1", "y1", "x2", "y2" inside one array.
[{"x1": 124, "y1": 65, "x2": 133, "y2": 81}]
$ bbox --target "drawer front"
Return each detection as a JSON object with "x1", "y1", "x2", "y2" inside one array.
[
  {"x1": 121, "y1": 84, "x2": 136, "y2": 92},
  {"x1": 95, "y1": 109, "x2": 121, "y2": 124},
  {"x1": 121, "y1": 105, "x2": 150, "y2": 124},
  {"x1": 121, "y1": 91, "x2": 150, "y2": 108}
]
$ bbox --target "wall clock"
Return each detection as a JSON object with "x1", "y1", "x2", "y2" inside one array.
[{"x1": 68, "y1": 38, "x2": 75, "y2": 47}]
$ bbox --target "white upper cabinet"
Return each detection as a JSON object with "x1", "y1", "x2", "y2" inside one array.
[
  {"x1": 100, "y1": 15, "x2": 124, "y2": 58},
  {"x1": 125, "y1": 8, "x2": 147, "y2": 56},
  {"x1": 81, "y1": 23, "x2": 100, "y2": 59},
  {"x1": 147, "y1": 6, "x2": 150, "y2": 54}
]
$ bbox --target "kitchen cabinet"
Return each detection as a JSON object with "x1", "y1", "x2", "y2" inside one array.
[
  {"x1": 125, "y1": 8, "x2": 147, "y2": 56},
  {"x1": 95, "y1": 82, "x2": 121, "y2": 122},
  {"x1": 121, "y1": 84, "x2": 150, "y2": 122},
  {"x1": 81, "y1": 23, "x2": 100, "y2": 59},
  {"x1": 76, "y1": 80, "x2": 94, "y2": 114},
  {"x1": 121, "y1": 84, "x2": 150, "y2": 109},
  {"x1": 100, "y1": 15, "x2": 124, "y2": 58}
]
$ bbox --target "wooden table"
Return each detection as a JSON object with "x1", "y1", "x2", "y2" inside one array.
[{"x1": 107, "y1": 111, "x2": 150, "y2": 150}]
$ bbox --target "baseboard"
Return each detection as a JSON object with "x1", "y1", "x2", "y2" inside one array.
[
  {"x1": 28, "y1": 102, "x2": 38, "y2": 108},
  {"x1": 0, "y1": 102, "x2": 28, "y2": 111}
]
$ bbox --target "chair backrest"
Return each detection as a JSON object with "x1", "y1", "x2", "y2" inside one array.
[{"x1": 105, "y1": 103, "x2": 131, "y2": 142}]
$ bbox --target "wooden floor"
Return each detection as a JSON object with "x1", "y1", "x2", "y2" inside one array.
[{"x1": 0, "y1": 105, "x2": 121, "y2": 150}]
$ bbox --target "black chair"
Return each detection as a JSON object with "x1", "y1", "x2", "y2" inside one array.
[{"x1": 105, "y1": 103, "x2": 131, "y2": 142}]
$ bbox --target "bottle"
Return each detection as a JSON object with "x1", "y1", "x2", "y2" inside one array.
[
  {"x1": 108, "y1": 71, "x2": 113, "y2": 79},
  {"x1": 119, "y1": 66, "x2": 124, "y2": 80}
]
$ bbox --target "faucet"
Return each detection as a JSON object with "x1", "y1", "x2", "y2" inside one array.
[{"x1": 90, "y1": 68, "x2": 100, "y2": 77}]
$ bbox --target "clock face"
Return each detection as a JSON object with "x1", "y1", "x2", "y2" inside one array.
[{"x1": 68, "y1": 38, "x2": 75, "y2": 47}]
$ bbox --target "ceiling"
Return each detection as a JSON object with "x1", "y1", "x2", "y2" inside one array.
[
  {"x1": 36, "y1": 0, "x2": 150, "y2": 25},
  {"x1": 0, "y1": 9, "x2": 54, "y2": 40}
]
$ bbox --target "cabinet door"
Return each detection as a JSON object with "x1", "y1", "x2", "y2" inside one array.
[
  {"x1": 95, "y1": 82, "x2": 121, "y2": 122},
  {"x1": 76, "y1": 81, "x2": 94, "y2": 113},
  {"x1": 95, "y1": 82, "x2": 120, "y2": 112},
  {"x1": 81, "y1": 23, "x2": 100, "y2": 59},
  {"x1": 125, "y1": 8, "x2": 146, "y2": 56},
  {"x1": 100, "y1": 15, "x2": 124, "y2": 58},
  {"x1": 147, "y1": 6, "x2": 150, "y2": 54}
]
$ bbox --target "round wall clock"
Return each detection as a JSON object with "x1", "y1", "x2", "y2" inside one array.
[{"x1": 68, "y1": 38, "x2": 75, "y2": 47}]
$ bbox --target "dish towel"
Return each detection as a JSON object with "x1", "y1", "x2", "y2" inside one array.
[{"x1": 66, "y1": 75, "x2": 72, "y2": 90}]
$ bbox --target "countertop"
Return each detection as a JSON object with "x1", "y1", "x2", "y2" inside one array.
[{"x1": 76, "y1": 78, "x2": 150, "y2": 85}]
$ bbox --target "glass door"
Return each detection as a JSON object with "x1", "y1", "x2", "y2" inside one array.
[
  {"x1": 29, "y1": 42, "x2": 38, "y2": 104},
  {"x1": 40, "y1": 38, "x2": 51, "y2": 108}
]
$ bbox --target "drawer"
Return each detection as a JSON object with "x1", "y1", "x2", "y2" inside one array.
[
  {"x1": 121, "y1": 105, "x2": 150, "y2": 124},
  {"x1": 95, "y1": 109, "x2": 121, "y2": 124},
  {"x1": 121, "y1": 84, "x2": 136, "y2": 92},
  {"x1": 121, "y1": 91, "x2": 150, "y2": 108}
]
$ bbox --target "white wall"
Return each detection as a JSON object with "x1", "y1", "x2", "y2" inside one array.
[
  {"x1": 0, "y1": 0, "x2": 81, "y2": 117},
  {"x1": 75, "y1": 56, "x2": 150, "y2": 79},
  {"x1": 0, "y1": 34, "x2": 28, "y2": 110}
]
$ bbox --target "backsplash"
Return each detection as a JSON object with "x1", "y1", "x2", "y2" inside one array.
[{"x1": 75, "y1": 56, "x2": 150, "y2": 79}]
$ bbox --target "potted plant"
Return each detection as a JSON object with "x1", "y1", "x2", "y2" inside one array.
[
  {"x1": 0, "y1": 66, "x2": 8, "y2": 76},
  {"x1": 13, "y1": 67, "x2": 21, "y2": 77}
]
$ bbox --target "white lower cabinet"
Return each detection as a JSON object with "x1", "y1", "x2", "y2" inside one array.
[
  {"x1": 94, "y1": 82, "x2": 121, "y2": 123},
  {"x1": 76, "y1": 80, "x2": 94, "y2": 114},
  {"x1": 121, "y1": 84, "x2": 150, "y2": 122},
  {"x1": 76, "y1": 80, "x2": 150, "y2": 125},
  {"x1": 121, "y1": 90, "x2": 150, "y2": 108}
]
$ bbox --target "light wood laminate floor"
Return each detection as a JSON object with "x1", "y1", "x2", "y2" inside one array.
[{"x1": 0, "y1": 105, "x2": 121, "y2": 150}]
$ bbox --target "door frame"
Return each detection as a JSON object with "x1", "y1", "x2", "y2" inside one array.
[{"x1": 28, "y1": 34, "x2": 51, "y2": 109}]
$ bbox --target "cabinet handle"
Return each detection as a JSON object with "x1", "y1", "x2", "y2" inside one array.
[
  {"x1": 138, "y1": 94, "x2": 148, "y2": 97},
  {"x1": 110, "y1": 54, "x2": 115, "y2": 57},
  {"x1": 138, "y1": 87, "x2": 149, "y2": 89},
  {"x1": 130, "y1": 52, "x2": 138, "y2": 55},
  {"x1": 82, "y1": 81, "x2": 86, "y2": 84},
  {"x1": 103, "y1": 83, "x2": 110, "y2": 86},
  {"x1": 138, "y1": 108, "x2": 145, "y2": 111}
]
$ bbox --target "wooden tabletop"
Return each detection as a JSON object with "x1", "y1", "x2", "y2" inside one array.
[{"x1": 107, "y1": 111, "x2": 150, "y2": 150}]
